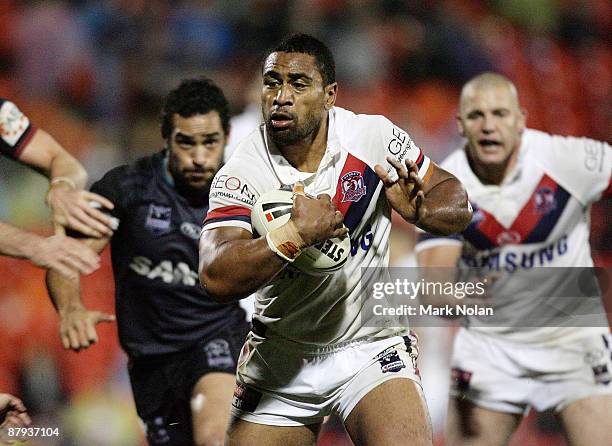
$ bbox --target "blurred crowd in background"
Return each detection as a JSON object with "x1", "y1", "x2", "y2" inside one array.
[{"x1": 0, "y1": 0, "x2": 609, "y2": 444}]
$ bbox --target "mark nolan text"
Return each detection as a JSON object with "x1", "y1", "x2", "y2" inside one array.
[{"x1": 373, "y1": 304, "x2": 493, "y2": 317}]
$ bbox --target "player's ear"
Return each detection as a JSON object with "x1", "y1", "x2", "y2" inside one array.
[
  {"x1": 225, "y1": 124, "x2": 231, "y2": 143},
  {"x1": 456, "y1": 114, "x2": 465, "y2": 137},
  {"x1": 518, "y1": 107, "x2": 527, "y2": 134},
  {"x1": 324, "y1": 82, "x2": 337, "y2": 110}
]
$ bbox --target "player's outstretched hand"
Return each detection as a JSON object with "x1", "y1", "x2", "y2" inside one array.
[
  {"x1": 46, "y1": 184, "x2": 115, "y2": 238},
  {"x1": 59, "y1": 307, "x2": 115, "y2": 351},
  {"x1": 28, "y1": 234, "x2": 100, "y2": 279},
  {"x1": 374, "y1": 156, "x2": 424, "y2": 224},
  {"x1": 0, "y1": 393, "x2": 30, "y2": 428},
  {"x1": 290, "y1": 182, "x2": 348, "y2": 246}
]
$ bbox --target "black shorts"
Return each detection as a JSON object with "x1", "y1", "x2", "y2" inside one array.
[{"x1": 128, "y1": 322, "x2": 249, "y2": 446}]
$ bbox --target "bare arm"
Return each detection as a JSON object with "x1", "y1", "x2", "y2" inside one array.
[
  {"x1": 199, "y1": 227, "x2": 287, "y2": 302},
  {"x1": 375, "y1": 158, "x2": 472, "y2": 236},
  {"x1": 417, "y1": 163, "x2": 472, "y2": 235},
  {"x1": 200, "y1": 184, "x2": 347, "y2": 302},
  {"x1": 46, "y1": 236, "x2": 115, "y2": 351},
  {"x1": 18, "y1": 129, "x2": 115, "y2": 237},
  {"x1": 0, "y1": 220, "x2": 100, "y2": 278},
  {"x1": 19, "y1": 128, "x2": 87, "y2": 187}
]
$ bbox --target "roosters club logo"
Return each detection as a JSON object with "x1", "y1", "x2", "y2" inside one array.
[
  {"x1": 341, "y1": 171, "x2": 366, "y2": 203},
  {"x1": 534, "y1": 186, "x2": 557, "y2": 214}
]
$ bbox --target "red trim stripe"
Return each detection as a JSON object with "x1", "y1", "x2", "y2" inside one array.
[
  {"x1": 204, "y1": 205, "x2": 250, "y2": 223},
  {"x1": 415, "y1": 150, "x2": 424, "y2": 169},
  {"x1": 14, "y1": 125, "x2": 37, "y2": 159},
  {"x1": 471, "y1": 174, "x2": 562, "y2": 246},
  {"x1": 603, "y1": 178, "x2": 612, "y2": 199},
  {"x1": 475, "y1": 207, "x2": 507, "y2": 245},
  {"x1": 511, "y1": 175, "x2": 558, "y2": 237}
]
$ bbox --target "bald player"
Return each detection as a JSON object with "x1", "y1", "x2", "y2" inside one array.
[{"x1": 416, "y1": 73, "x2": 612, "y2": 445}]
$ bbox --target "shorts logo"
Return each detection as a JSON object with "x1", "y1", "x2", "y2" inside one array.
[
  {"x1": 376, "y1": 347, "x2": 405, "y2": 374},
  {"x1": 592, "y1": 365, "x2": 611, "y2": 385},
  {"x1": 146, "y1": 204, "x2": 172, "y2": 234},
  {"x1": 341, "y1": 171, "x2": 366, "y2": 203},
  {"x1": 180, "y1": 222, "x2": 201, "y2": 240},
  {"x1": 451, "y1": 367, "x2": 472, "y2": 392},
  {"x1": 203, "y1": 339, "x2": 234, "y2": 369},
  {"x1": 0, "y1": 101, "x2": 29, "y2": 147},
  {"x1": 232, "y1": 384, "x2": 262, "y2": 412},
  {"x1": 534, "y1": 186, "x2": 556, "y2": 214},
  {"x1": 403, "y1": 334, "x2": 420, "y2": 377}
]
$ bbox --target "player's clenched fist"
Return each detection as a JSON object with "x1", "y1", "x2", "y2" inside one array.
[
  {"x1": 59, "y1": 306, "x2": 115, "y2": 351},
  {"x1": 290, "y1": 183, "x2": 347, "y2": 246}
]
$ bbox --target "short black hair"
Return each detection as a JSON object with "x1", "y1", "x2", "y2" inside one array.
[
  {"x1": 263, "y1": 33, "x2": 336, "y2": 86},
  {"x1": 160, "y1": 77, "x2": 230, "y2": 139}
]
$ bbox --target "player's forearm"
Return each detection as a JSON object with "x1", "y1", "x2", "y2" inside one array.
[
  {"x1": 47, "y1": 149, "x2": 88, "y2": 190},
  {"x1": 46, "y1": 269, "x2": 85, "y2": 316},
  {"x1": 200, "y1": 238, "x2": 288, "y2": 302},
  {"x1": 20, "y1": 130, "x2": 88, "y2": 188},
  {"x1": 0, "y1": 221, "x2": 43, "y2": 260},
  {"x1": 416, "y1": 178, "x2": 472, "y2": 236}
]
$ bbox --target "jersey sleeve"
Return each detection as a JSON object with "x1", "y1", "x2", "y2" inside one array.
[
  {"x1": 540, "y1": 133, "x2": 611, "y2": 205},
  {"x1": 202, "y1": 168, "x2": 259, "y2": 233},
  {"x1": 414, "y1": 228, "x2": 463, "y2": 253},
  {"x1": 90, "y1": 165, "x2": 132, "y2": 224},
  {"x1": 375, "y1": 115, "x2": 433, "y2": 183},
  {"x1": 0, "y1": 99, "x2": 37, "y2": 159}
]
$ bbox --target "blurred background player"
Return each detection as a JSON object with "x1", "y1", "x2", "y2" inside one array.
[
  {"x1": 416, "y1": 72, "x2": 612, "y2": 445},
  {"x1": 0, "y1": 98, "x2": 115, "y2": 278},
  {"x1": 46, "y1": 78, "x2": 250, "y2": 446},
  {"x1": 199, "y1": 33, "x2": 471, "y2": 446}
]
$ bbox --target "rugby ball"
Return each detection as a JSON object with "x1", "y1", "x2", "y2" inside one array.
[{"x1": 251, "y1": 189, "x2": 350, "y2": 275}]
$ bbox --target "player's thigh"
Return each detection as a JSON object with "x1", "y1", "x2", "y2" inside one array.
[
  {"x1": 446, "y1": 397, "x2": 521, "y2": 446},
  {"x1": 226, "y1": 417, "x2": 321, "y2": 446},
  {"x1": 558, "y1": 395, "x2": 612, "y2": 446},
  {"x1": 344, "y1": 378, "x2": 432, "y2": 446},
  {"x1": 191, "y1": 372, "x2": 236, "y2": 446}
]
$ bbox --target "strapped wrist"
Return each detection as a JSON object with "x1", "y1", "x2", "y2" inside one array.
[
  {"x1": 50, "y1": 176, "x2": 76, "y2": 190},
  {"x1": 266, "y1": 220, "x2": 306, "y2": 262},
  {"x1": 46, "y1": 176, "x2": 76, "y2": 205}
]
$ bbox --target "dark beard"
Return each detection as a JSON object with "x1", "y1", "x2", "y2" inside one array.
[
  {"x1": 172, "y1": 175, "x2": 211, "y2": 206},
  {"x1": 267, "y1": 115, "x2": 322, "y2": 147}
]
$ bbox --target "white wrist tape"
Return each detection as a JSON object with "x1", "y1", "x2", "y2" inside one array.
[
  {"x1": 266, "y1": 220, "x2": 306, "y2": 262},
  {"x1": 49, "y1": 176, "x2": 76, "y2": 189}
]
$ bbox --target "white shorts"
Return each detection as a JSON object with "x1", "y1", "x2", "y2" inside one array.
[
  {"x1": 231, "y1": 333, "x2": 421, "y2": 426},
  {"x1": 450, "y1": 328, "x2": 612, "y2": 414}
]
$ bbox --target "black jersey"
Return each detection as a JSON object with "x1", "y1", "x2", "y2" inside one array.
[
  {"x1": 91, "y1": 151, "x2": 246, "y2": 358},
  {"x1": 0, "y1": 98, "x2": 36, "y2": 159}
]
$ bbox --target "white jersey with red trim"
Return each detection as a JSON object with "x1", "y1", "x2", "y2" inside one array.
[
  {"x1": 0, "y1": 99, "x2": 36, "y2": 159},
  {"x1": 416, "y1": 128, "x2": 611, "y2": 345},
  {"x1": 203, "y1": 106, "x2": 432, "y2": 347}
]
